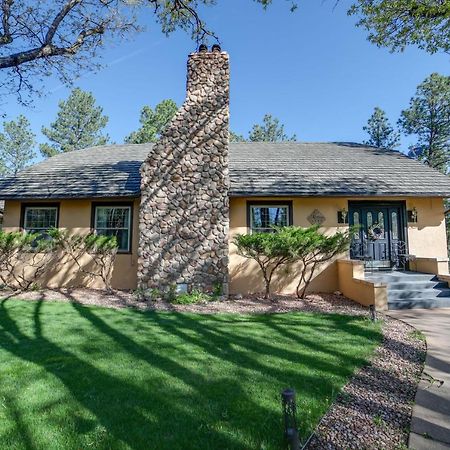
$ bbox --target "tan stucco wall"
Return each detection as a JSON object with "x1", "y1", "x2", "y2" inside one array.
[
  {"x1": 229, "y1": 196, "x2": 448, "y2": 295},
  {"x1": 3, "y1": 198, "x2": 140, "y2": 290},
  {"x1": 1, "y1": 195, "x2": 447, "y2": 293},
  {"x1": 337, "y1": 260, "x2": 388, "y2": 311}
]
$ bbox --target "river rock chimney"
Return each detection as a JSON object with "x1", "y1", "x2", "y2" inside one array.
[{"x1": 138, "y1": 47, "x2": 230, "y2": 295}]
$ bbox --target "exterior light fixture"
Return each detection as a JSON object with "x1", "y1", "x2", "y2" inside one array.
[
  {"x1": 281, "y1": 388, "x2": 300, "y2": 450},
  {"x1": 338, "y1": 208, "x2": 349, "y2": 224},
  {"x1": 408, "y1": 207, "x2": 418, "y2": 223}
]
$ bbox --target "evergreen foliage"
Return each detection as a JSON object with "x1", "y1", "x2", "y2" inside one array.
[
  {"x1": 0, "y1": 115, "x2": 36, "y2": 175},
  {"x1": 399, "y1": 73, "x2": 450, "y2": 173},
  {"x1": 233, "y1": 226, "x2": 351, "y2": 299},
  {"x1": 125, "y1": 99, "x2": 178, "y2": 144},
  {"x1": 40, "y1": 88, "x2": 109, "y2": 157},
  {"x1": 363, "y1": 107, "x2": 400, "y2": 149},
  {"x1": 249, "y1": 114, "x2": 296, "y2": 142}
]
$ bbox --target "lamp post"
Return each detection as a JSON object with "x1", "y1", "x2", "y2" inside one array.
[
  {"x1": 281, "y1": 388, "x2": 300, "y2": 450},
  {"x1": 369, "y1": 304, "x2": 377, "y2": 322}
]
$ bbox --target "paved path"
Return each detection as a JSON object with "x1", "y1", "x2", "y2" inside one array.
[{"x1": 388, "y1": 309, "x2": 450, "y2": 449}]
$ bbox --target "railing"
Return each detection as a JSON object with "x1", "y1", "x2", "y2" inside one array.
[{"x1": 350, "y1": 240, "x2": 411, "y2": 270}]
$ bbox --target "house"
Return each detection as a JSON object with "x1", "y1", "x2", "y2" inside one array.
[{"x1": 1, "y1": 47, "x2": 450, "y2": 309}]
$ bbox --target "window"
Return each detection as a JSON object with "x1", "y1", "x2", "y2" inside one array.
[
  {"x1": 248, "y1": 203, "x2": 291, "y2": 233},
  {"x1": 22, "y1": 205, "x2": 58, "y2": 234},
  {"x1": 94, "y1": 205, "x2": 132, "y2": 252}
]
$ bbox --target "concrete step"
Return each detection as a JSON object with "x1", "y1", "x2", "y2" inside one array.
[
  {"x1": 388, "y1": 288, "x2": 450, "y2": 300},
  {"x1": 388, "y1": 298, "x2": 450, "y2": 310},
  {"x1": 387, "y1": 281, "x2": 448, "y2": 290},
  {"x1": 365, "y1": 273, "x2": 439, "y2": 283}
]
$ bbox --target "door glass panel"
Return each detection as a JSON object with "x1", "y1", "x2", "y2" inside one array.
[
  {"x1": 378, "y1": 212, "x2": 385, "y2": 238},
  {"x1": 367, "y1": 212, "x2": 373, "y2": 228},
  {"x1": 353, "y1": 212, "x2": 360, "y2": 239},
  {"x1": 392, "y1": 211, "x2": 398, "y2": 240}
]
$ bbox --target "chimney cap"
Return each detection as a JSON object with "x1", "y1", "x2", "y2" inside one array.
[
  {"x1": 211, "y1": 44, "x2": 221, "y2": 53},
  {"x1": 198, "y1": 44, "x2": 208, "y2": 53}
]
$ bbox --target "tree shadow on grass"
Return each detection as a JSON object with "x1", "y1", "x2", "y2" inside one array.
[
  {"x1": 0, "y1": 298, "x2": 383, "y2": 450},
  {"x1": 0, "y1": 299, "x2": 282, "y2": 449}
]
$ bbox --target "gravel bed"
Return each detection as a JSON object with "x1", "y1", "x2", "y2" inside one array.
[
  {"x1": 306, "y1": 316, "x2": 426, "y2": 450},
  {"x1": 1, "y1": 288, "x2": 367, "y2": 315}
]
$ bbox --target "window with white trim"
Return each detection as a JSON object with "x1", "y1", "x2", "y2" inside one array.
[
  {"x1": 23, "y1": 206, "x2": 58, "y2": 234},
  {"x1": 94, "y1": 205, "x2": 131, "y2": 252},
  {"x1": 249, "y1": 204, "x2": 291, "y2": 233}
]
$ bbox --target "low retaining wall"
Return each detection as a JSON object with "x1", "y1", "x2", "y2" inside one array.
[
  {"x1": 409, "y1": 256, "x2": 449, "y2": 276},
  {"x1": 337, "y1": 259, "x2": 388, "y2": 311}
]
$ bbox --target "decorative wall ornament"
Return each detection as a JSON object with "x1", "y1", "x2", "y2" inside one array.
[{"x1": 307, "y1": 209, "x2": 326, "y2": 226}]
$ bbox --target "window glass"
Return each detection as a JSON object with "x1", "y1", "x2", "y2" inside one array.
[
  {"x1": 23, "y1": 207, "x2": 58, "y2": 233},
  {"x1": 250, "y1": 205, "x2": 289, "y2": 233},
  {"x1": 95, "y1": 206, "x2": 131, "y2": 252}
]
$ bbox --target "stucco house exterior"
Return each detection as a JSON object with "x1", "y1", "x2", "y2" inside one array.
[{"x1": 1, "y1": 47, "x2": 450, "y2": 309}]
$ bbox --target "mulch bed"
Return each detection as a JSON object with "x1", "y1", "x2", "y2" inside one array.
[{"x1": 1, "y1": 288, "x2": 425, "y2": 449}]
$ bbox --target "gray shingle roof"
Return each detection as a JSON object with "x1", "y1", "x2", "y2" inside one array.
[{"x1": 0, "y1": 142, "x2": 448, "y2": 199}]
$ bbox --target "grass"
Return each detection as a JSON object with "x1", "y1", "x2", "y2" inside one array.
[{"x1": 0, "y1": 299, "x2": 382, "y2": 450}]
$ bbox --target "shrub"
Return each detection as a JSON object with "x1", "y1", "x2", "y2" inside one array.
[
  {"x1": 233, "y1": 229, "x2": 293, "y2": 299},
  {"x1": 170, "y1": 289, "x2": 213, "y2": 305},
  {"x1": 49, "y1": 229, "x2": 118, "y2": 292},
  {"x1": 233, "y1": 226, "x2": 352, "y2": 300},
  {"x1": 0, "y1": 230, "x2": 61, "y2": 290}
]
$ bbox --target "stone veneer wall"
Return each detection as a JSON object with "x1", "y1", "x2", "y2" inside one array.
[{"x1": 138, "y1": 49, "x2": 230, "y2": 294}]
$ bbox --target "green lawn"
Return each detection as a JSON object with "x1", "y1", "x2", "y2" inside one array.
[{"x1": 0, "y1": 299, "x2": 381, "y2": 450}]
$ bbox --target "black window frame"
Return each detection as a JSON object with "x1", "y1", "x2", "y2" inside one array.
[
  {"x1": 20, "y1": 202, "x2": 60, "y2": 233},
  {"x1": 246, "y1": 200, "x2": 293, "y2": 233},
  {"x1": 91, "y1": 201, "x2": 134, "y2": 254}
]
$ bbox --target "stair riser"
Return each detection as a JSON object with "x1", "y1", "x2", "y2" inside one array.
[
  {"x1": 387, "y1": 282, "x2": 448, "y2": 290},
  {"x1": 389, "y1": 299, "x2": 450, "y2": 310},
  {"x1": 388, "y1": 290, "x2": 450, "y2": 300},
  {"x1": 366, "y1": 276, "x2": 439, "y2": 283}
]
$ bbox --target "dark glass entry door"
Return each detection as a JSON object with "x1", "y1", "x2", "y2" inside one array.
[{"x1": 349, "y1": 203, "x2": 406, "y2": 269}]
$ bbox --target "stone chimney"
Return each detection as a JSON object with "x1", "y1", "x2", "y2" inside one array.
[{"x1": 138, "y1": 47, "x2": 230, "y2": 295}]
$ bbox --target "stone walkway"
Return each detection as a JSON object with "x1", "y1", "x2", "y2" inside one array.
[{"x1": 388, "y1": 309, "x2": 450, "y2": 449}]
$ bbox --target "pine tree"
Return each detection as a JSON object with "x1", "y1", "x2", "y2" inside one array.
[
  {"x1": 363, "y1": 107, "x2": 400, "y2": 149},
  {"x1": 399, "y1": 73, "x2": 450, "y2": 174},
  {"x1": 249, "y1": 114, "x2": 296, "y2": 142},
  {"x1": 40, "y1": 88, "x2": 109, "y2": 157},
  {"x1": 0, "y1": 115, "x2": 36, "y2": 176},
  {"x1": 125, "y1": 100, "x2": 178, "y2": 144}
]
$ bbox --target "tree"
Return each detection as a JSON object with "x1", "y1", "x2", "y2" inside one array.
[
  {"x1": 125, "y1": 99, "x2": 178, "y2": 144},
  {"x1": 40, "y1": 88, "x2": 109, "y2": 157},
  {"x1": 349, "y1": 0, "x2": 450, "y2": 54},
  {"x1": 249, "y1": 114, "x2": 296, "y2": 142},
  {"x1": 0, "y1": 115, "x2": 35, "y2": 175},
  {"x1": 230, "y1": 131, "x2": 246, "y2": 142},
  {"x1": 399, "y1": 73, "x2": 450, "y2": 174},
  {"x1": 363, "y1": 107, "x2": 400, "y2": 149},
  {"x1": 290, "y1": 227, "x2": 351, "y2": 299},
  {"x1": 233, "y1": 230, "x2": 293, "y2": 299},
  {"x1": 0, "y1": 1, "x2": 296, "y2": 102}
]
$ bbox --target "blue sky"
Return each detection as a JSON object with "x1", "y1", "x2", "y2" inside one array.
[{"x1": 4, "y1": 0, "x2": 450, "y2": 160}]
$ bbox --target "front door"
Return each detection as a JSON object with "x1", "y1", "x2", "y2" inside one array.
[{"x1": 349, "y1": 203, "x2": 407, "y2": 269}]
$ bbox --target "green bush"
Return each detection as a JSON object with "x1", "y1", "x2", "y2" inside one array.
[
  {"x1": 170, "y1": 289, "x2": 213, "y2": 305},
  {"x1": 233, "y1": 226, "x2": 352, "y2": 299}
]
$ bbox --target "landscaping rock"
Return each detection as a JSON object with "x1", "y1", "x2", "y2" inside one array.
[{"x1": 306, "y1": 317, "x2": 426, "y2": 450}]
